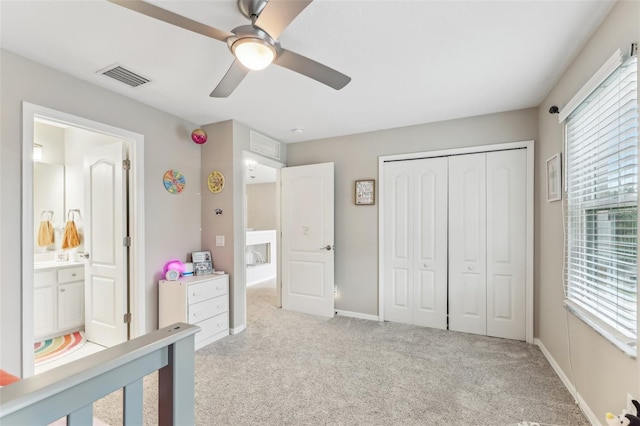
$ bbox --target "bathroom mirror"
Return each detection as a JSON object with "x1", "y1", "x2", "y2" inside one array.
[{"x1": 34, "y1": 162, "x2": 65, "y2": 252}]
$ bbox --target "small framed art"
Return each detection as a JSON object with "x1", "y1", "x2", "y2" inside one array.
[
  {"x1": 546, "y1": 153, "x2": 561, "y2": 202},
  {"x1": 192, "y1": 250, "x2": 213, "y2": 276},
  {"x1": 355, "y1": 179, "x2": 375, "y2": 205}
]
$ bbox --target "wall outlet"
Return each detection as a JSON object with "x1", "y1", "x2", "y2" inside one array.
[
  {"x1": 216, "y1": 235, "x2": 225, "y2": 247},
  {"x1": 628, "y1": 393, "x2": 637, "y2": 415}
]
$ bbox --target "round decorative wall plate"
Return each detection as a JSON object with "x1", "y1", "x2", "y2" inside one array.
[
  {"x1": 163, "y1": 169, "x2": 186, "y2": 194},
  {"x1": 208, "y1": 170, "x2": 225, "y2": 193}
]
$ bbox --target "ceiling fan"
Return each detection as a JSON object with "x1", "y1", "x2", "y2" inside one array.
[{"x1": 108, "y1": 0, "x2": 351, "y2": 97}]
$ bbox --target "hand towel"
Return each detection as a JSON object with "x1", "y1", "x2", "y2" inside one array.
[
  {"x1": 62, "y1": 220, "x2": 80, "y2": 249},
  {"x1": 37, "y1": 220, "x2": 54, "y2": 247}
]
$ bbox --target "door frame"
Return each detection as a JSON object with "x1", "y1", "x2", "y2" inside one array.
[
  {"x1": 21, "y1": 102, "x2": 145, "y2": 377},
  {"x1": 378, "y1": 140, "x2": 534, "y2": 343},
  {"x1": 240, "y1": 151, "x2": 284, "y2": 327}
]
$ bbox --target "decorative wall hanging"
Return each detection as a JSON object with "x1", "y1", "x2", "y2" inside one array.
[
  {"x1": 208, "y1": 170, "x2": 225, "y2": 193},
  {"x1": 355, "y1": 179, "x2": 375, "y2": 205},
  {"x1": 163, "y1": 169, "x2": 186, "y2": 194},
  {"x1": 546, "y1": 153, "x2": 561, "y2": 202},
  {"x1": 191, "y1": 128, "x2": 208, "y2": 144}
]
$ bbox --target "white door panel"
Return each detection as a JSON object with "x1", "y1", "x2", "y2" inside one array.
[
  {"x1": 384, "y1": 164, "x2": 413, "y2": 324},
  {"x1": 282, "y1": 163, "x2": 334, "y2": 317},
  {"x1": 486, "y1": 150, "x2": 526, "y2": 340},
  {"x1": 449, "y1": 153, "x2": 487, "y2": 335},
  {"x1": 413, "y1": 160, "x2": 448, "y2": 329},
  {"x1": 383, "y1": 158, "x2": 448, "y2": 329},
  {"x1": 84, "y1": 142, "x2": 127, "y2": 347}
]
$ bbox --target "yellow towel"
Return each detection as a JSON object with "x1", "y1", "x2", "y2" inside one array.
[
  {"x1": 37, "y1": 220, "x2": 54, "y2": 247},
  {"x1": 62, "y1": 220, "x2": 80, "y2": 249}
]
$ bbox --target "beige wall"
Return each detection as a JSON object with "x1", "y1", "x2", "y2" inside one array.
[
  {"x1": 536, "y1": 0, "x2": 639, "y2": 419},
  {"x1": 287, "y1": 108, "x2": 538, "y2": 315},
  {"x1": 247, "y1": 183, "x2": 277, "y2": 230},
  {"x1": 1, "y1": 49, "x2": 202, "y2": 376}
]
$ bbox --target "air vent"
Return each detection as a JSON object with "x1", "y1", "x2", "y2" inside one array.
[{"x1": 98, "y1": 64, "x2": 150, "y2": 88}]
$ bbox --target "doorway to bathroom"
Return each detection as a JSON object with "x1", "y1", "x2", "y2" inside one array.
[{"x1": 21, "y1": 103, "x2": 145, "y2": 378}]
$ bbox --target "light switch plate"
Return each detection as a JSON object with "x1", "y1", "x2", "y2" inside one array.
[{"x1": 216, "y1": 235, "x2": 225, "y2": 247}]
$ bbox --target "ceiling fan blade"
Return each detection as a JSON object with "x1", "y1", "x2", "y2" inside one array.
[
  {"x1": 254, "y1": 0, "x2": 313, "y2": 40},
  {"x1": 108, "y1": 0, "x2": 233, "y2": 42},
  {"x1": 210, "y1": 60, "x2": 250, "y2": 98},
  {"x1": 274, "y1": 48, "x2": 351, "y2": 90}
]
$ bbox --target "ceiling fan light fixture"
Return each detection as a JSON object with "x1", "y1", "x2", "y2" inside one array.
[{"x1": 232, "y1": 38, "x2": 276, "y2": 71}]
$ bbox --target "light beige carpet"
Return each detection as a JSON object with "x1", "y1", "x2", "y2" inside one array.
[{"x1": 94, "y1": 282, "x2": 588, "y2": 425}]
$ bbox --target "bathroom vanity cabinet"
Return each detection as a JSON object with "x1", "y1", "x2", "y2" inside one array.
[{"x1": 34, "y1": 263, "x2": 85, "y2": 341}]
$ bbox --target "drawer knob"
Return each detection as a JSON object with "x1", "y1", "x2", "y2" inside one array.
[
  {"x1": 71, "y1": 273, "x2": 77, "y2": 277},
  {"x1": 60, "y1": 288, "x2": 66, "y2": 292}
]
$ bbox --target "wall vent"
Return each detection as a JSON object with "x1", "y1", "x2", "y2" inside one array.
[
  {"x1": 250, "y1": 131, "x2": 281, "y2": 161},
  {"x1": 98, "y1": 64, "x2": 151, "y2": 88}
]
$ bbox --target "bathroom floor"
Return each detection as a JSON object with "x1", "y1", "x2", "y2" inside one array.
[{"x1": 35, "y1": 341, "x2": 105, "y2": 375}]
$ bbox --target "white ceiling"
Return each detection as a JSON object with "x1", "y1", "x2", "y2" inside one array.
[{"x1": 0, "y1": 0, "x2": 615, "y2": 143}]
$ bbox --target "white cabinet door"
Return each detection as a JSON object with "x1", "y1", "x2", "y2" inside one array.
[
  {"x1": 34, "y1": 286, "x2": 55, "y2": 339},
  {"x1": 449, "y1": 153, "x2": 487, "y2": 336},
  {"x1": 58, "y1": 282, "x2": 85, "y2": 330},
  {"x1": 486, "y1": 149, "x2": 527, "y2": 340},
  {"x1": 383, "y1": 158, "x2": 448, "y2": 329}
]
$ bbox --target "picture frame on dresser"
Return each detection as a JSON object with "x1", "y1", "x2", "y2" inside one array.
[{"x1": 192, "y1": 250, "x2": 213, "y2": 275}]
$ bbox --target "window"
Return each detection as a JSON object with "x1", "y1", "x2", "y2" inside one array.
[{"x1": 565, "y1": 55, "x2": 638, "y2": 351}]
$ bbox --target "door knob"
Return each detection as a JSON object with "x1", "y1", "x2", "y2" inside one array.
[
  {"x1": 468, "y1": 266, "x2": 474, "y2": 271},
  {"x1": 320, "y1": 245, "x2": 333, "y2": 251}
]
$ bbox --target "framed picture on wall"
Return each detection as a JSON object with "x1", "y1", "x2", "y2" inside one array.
[
  {"x1": 355, "y1": 179, "x2": 375, "y2": 205},
  {"x1": 546, "y1": 153, "x2": 562, "y2": 202}
]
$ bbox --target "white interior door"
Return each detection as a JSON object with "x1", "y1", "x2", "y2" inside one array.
[
  {"x1": 84, "y1": 142, "x2": 128, "y2": 347},
  {"x1": 281, "y1": 163, "x2": 335, "y2": 317},
  {"x1": 383, "y1": 158, "x2": 448, "y2": 328},
  {"x1": 486, "y1": 149, "x2": 527, "y2": 340},
  {"x1": 449, "y1": 153, "x2": 487, "y2": 336}
]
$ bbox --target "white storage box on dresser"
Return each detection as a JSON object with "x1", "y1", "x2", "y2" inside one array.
[{"x1": 159, "y1": 274, "x2": 229, "y2": 350}]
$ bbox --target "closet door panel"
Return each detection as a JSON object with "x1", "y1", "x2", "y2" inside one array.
[
  {"x1": 449, "y1": 153, "x2": 487, "y2": 335},
  {"x1": 383, "y1": 163, "x2": 413, "y2": 324},
  {"x1": 413, "y1": 158, "x2": 448, "y2": 329},
  {"x1": 486, "y1": 150, "x2": 526, "y2": 340}
]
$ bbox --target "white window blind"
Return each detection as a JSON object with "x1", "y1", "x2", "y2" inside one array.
[{"x1": 565, "y1": 56, "x2": 638, "y2": 342}]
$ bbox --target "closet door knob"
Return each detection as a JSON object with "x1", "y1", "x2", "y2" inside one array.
[{"x1": 467, "y1": 266, "x2": 474, "y2": 271}]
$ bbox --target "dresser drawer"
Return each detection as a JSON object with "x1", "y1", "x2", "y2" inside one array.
[
  {"x1": 58, "y1": 267, "x2": 84, "y2": 283},
  {"x1": 34, "y1": 271, "x2": 56, "y2": 288},
  {"x1": 194, "y1": 312, "x2": 228, "y2": 346},
  {"x1": 187, "y1": 279, "x2": 228, "y2": 305},
  {"x1": 188, "y1": 295, "x2": 228, "y2": 323}
]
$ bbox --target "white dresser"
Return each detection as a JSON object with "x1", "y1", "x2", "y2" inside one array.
[{"x1": 158, "y1": 274, "x2": 229, "y2": 350}]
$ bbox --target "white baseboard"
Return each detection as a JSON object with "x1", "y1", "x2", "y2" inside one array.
[
  {"x1": 335, "y1": 310, "x2": 379, "y2": 321},
  {"x1": 230, "y1": 324, "x2": 246, "y2": 335},
  {"x1": 534, "y1": 338, "x2": 601, "y2": 426}
]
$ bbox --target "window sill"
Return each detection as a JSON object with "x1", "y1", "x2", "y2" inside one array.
[{"x1": 563, "y1": 300, "x2": 637, "y2": 359}]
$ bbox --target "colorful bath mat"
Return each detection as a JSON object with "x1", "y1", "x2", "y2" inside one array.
[{"x1": 34, "y1": 331, "x2": 85, "y2": 365}]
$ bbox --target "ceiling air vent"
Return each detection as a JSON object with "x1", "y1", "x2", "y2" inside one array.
[{"x1": 98, "y1": 64, "x2": 150, "y2": 88}]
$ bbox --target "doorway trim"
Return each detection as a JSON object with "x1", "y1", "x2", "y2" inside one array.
[
  {"x1": 378, "y1": 140, "x2": 534, "y2": 343},
  {"x1": 21, "y1": 102, "x2": 146, "y2": 377}
]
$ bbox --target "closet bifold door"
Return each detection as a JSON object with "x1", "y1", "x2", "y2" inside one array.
[
  {"x1": 448, "y1": 153, "x2": 487, "y2": 336},
  {"x1": 383, "y1": 158, "x2": 448, "y2": 329},
  {"x1": 486, "y1": 149, "x2": 526, "y2": 340}
]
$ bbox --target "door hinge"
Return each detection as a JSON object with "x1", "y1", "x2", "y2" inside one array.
[
  {"x1": 124, "y1": 312, "x2": 132, "y2": 323},
  {"x1": 123, "y1": 236, "x2": 131, "y2": 247},
  {"x1": 123, "y1": 159, "x2": 131, "y2": 170},
  {"x1": 631, "y1": 42, "x2": 638, "y2": 57}
]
